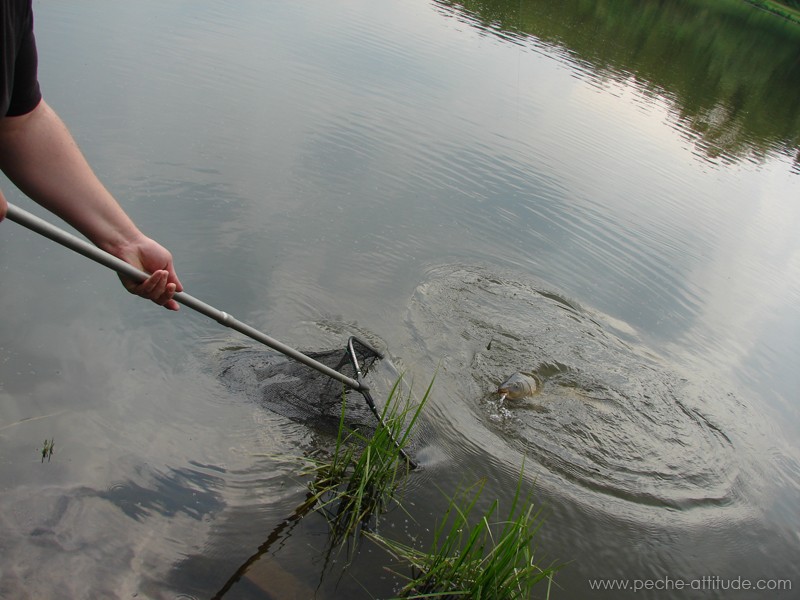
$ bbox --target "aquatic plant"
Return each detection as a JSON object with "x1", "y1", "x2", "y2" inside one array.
[
  {"x1": 368, "y1": 470, "x2": 559, "y2": 599},
  {"x1": 746, "y1": 0, "x2": 800, "y2": 24},
  {"x1": 278, "y1": 371, "x2": 561, "y2": 596},
  {"x1": 297, "y1": 374, "x2": 432, "y2": 544},
  {"x1": 40, "y1": 438, "x2": 55, "y2": 463}
]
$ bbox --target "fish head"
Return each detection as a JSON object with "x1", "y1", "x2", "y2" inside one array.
[{"x1": 497, "y1": 372, "x2": 537, "y2": 400}]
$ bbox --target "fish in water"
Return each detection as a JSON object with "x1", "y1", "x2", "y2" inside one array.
[{"x1": 497, "y1": 372, "x2": 539, "y2": 402}]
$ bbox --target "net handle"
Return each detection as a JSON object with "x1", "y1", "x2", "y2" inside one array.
[{"x1": 4, "y1": 202, "x2": 367, "y2": 391}]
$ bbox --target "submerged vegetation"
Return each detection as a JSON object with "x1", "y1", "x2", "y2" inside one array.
[
  {"x1": 295, "y1": 375, "x2": 431, "y2": 544},
  {"x1": 369, "y1": 473, "x2": 559, "y2": 599},
  {"x1": 746, "y1": 0, "x2": 800, "y2": 22},
  {"x1": 279, "y1": 375, "x2": 561, "y2": 598},
  {"x1": 40, "y1": 438, "x2": 55, "y2": 463}
]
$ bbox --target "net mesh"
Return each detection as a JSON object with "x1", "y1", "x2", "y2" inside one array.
[{"x1": 218, "y1": 337, "x2": 386, "y2": 435}]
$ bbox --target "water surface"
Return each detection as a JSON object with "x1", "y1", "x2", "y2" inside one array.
[{"x1": 1, "y1": 0, "x2": 798, "y2": 598}]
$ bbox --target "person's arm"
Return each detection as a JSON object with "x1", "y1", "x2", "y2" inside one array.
[{"x1": 0, "y1": 100, "x2": 183, "y2": 310}]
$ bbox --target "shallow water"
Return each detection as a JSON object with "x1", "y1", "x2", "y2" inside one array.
[{"x1": 1, "y1": 0, "x2": 799, "y2": 598}]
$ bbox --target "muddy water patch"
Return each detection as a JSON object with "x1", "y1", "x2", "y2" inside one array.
[{"x1": 404, "y1": 264, "x2": 762, "y2": 519}]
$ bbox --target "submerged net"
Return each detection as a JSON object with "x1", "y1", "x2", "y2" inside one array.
[
  {"x1": 219, "y1": 336, "x2": 420, "y2": 467},
  {"x1": 219, "y1": 337, "x2": 389, "y2": 436}
]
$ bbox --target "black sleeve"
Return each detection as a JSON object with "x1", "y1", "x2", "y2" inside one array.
[{"x1": 1, "y1": 0, "x2": 42, "y2": 117}]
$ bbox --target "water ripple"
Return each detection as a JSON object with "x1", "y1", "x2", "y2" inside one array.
[{"x1": 403, "y1": 264, "x2": 762, "y2": 520}]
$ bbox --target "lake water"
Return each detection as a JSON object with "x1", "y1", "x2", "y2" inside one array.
[{"x1": 1, "y1": 0, "x2": 798, "y2": 598}]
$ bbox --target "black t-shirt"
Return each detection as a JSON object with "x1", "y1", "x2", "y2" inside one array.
[{"x1": 1, "y1": 0, "x2": 41, "y2": 116}]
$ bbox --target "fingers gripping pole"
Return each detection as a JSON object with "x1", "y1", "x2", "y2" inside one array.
[{"x1": 4, "y1": 202, "x2": 367, "y2": 392}]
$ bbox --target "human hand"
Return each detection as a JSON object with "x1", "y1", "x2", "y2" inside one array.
[
  {"x1": 113, "y1": 235, "x2": 184, "y2": 311},
  {"x1": 0, "y1": 101, "x2": 182, "y2": 309},
  {"x1": 0, "y1": 189, "x2": 7, "y2": 221}
]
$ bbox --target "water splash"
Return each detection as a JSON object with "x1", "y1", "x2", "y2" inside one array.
[{"x1": 404, "y1": 264, "x2": 762, "y2": 518}]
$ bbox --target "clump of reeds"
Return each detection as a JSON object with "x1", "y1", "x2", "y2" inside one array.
[
  {"x1": 298, "y1": 375, "x2": 432, "y2": 544},
  {"x1": 368, "y1": 468, "x2": 559, "y2": 599}
]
